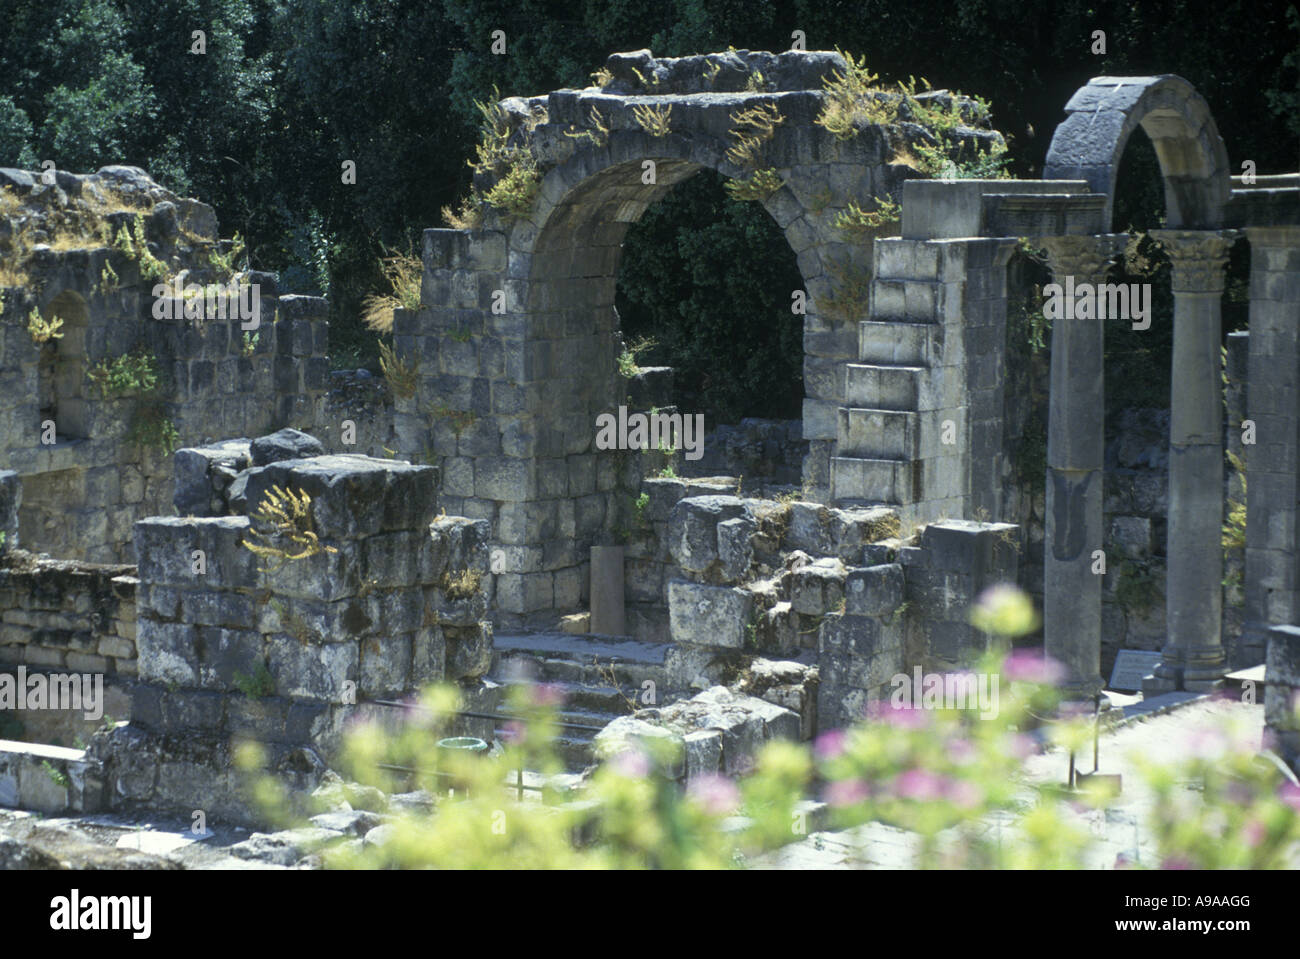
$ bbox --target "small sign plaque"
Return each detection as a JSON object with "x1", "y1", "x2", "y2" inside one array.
[{"x1": 1108, "y1": 650, "x2": 1163, "y2": 691}]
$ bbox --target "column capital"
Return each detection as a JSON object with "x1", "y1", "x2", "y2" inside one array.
[
  {"x1": 1150, "y1": 229, "x2": 1242, "y2": 293},
  {"x1": 1039, "y1": 233, "x2": 1128, "y2": 281},
  {"x1": 1243, "y1": 223, "x2": 1300, "y2": 251}
]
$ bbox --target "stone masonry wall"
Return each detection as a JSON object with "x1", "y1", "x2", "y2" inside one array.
[
  {"x1": 88, "y1": 450, "x2": 493, "y2": 822},
  {"x1": 650, "y1": 489, "x2": 1018, "y2": 732},
  {"x1": 389, "y1": 50, "x2": 1009, "y2": 621},
  {"x1": 0, "y1": 167, "x2": 330, "y2": 565},
  {"x1": 0, "y1": 554, "x2": 137, "y2": 677},
  {"x1": 899, "y1": 520, "x2": 1019, "y2": 673}
]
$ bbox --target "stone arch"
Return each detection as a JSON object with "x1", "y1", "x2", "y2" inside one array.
[
  {"x1": 1044, "y1": 75, "x2": 1231, "y2": 229},
  {"x1": 409, "y1": 49, "x2": 988, "y2": 619},
  {"x1": 480, "y1": 87, "x2": 875, "y2": 617},
  {"x1": 36, "y1": 289, "x2": 91, "y2": 440},
  {"x1": 519, "y1": 125, "x2": 823, "y2": 480}
]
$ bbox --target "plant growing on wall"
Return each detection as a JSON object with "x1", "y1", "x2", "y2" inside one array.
[
  {"x1": 722, "y1": 100, "x2": 780, "y2": 205},
  {"x1": 86, "y1": 347, "x2": 179, "y2": 453},
  {"x1": 379, "y1": 340, "x2": 419, "y2": 398},
  {"x1": 817, "y1": 258, "x2": 874, "y2": 324},
  {"x1": 633, "y1": 102, "x2": 672, "y2": 138},
  {"x1": 725, "y1": 102, "x2": 784, "y2": 169},
  {"x1": 564, "y1": 106, "x2": 611, "y2": 150},
  {"x1": 88, "y1": 349, "x2": 159, "y2": 396},
  {"x1": 126, "y1": 402, "x2": 180, "y2": 454},
  {"x1": 110, "y1": 214, "x2": 169, "y2": 283},
  {"x1": 205, "y1": 233, "x2": 247, "y2": 278},
  {"x1": 724, "y1": 168, "x2": 784, "y2": 203},
  {"x1": 833, "y1": 198, "x2": 901, "y2": 241},
  {"x1": 362, "y1": 249, "x2": 424, "y2": 334},
  {"x1": 817, "y1": 51, "x2": 1010, "y2": 178},
  {"x1": 441, "y1": 567, "x2": 483, "y2": 600},
  {"x1": 96, "y1": 261, "x2": 119, "y2": 296},
  {"x1": 25, "y1": 307, "x2": 63, "y2": 344},
  {"x1": 447, "y1": 92, "x2": 545, "y2": 222},
  {"x1": 432, "y1": 405, "x2": 476, "y2": 436},
  {"x1": 817, "y1": 48, "x2": 881, "y2": 140},
  {"x1": 242, "y1": 485, "x2": 339, "y2": 573},
  {"x1": 616, "y1": 336, "x2": 656, "y2": 377},
  {"x1": 233, "y1": 663, "x2": 276, "y2": 699}
]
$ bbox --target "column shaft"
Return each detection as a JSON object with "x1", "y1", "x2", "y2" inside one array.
[
  {"x1": 1148, "y1": 229, "x2": 1239, "y2": 693},
  {"x1": 1040, "y1": 234, "x2": 1126, "y2": 699}
]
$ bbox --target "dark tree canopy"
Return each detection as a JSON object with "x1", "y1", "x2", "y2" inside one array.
[{"x1": 0, "y1": 0, "x2": 1295, "y2": 413}]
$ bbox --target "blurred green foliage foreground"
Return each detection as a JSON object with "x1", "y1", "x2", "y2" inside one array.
[{"x1": 235, "y1": 585, "x2": 1300, "y2": 869}]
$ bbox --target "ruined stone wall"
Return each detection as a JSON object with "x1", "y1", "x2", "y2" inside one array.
[
  {"x1": 676, "y1": 418, "x2": 806, "y2": 486},
  {"x1": 387, "y1": 50, "x2": 1010, "y2": 622},
  {"x1": 0, "y1": 470, "x2": 139, "y2": 717},
  {"x1": 647, "y1": 487, "x2": 1018, "y2": 731},
  {"x1": 0, "y1": 555, "x2": 137, "y2": 677},
  {"x1": 88, "y1": 450, "x2": 492, "y2": 822},
  {"x1": 898, "y1": 520, "x2": 1019, "y2": 672},
  {"x1": 0, "y1": 167, "x2": 330, "y2": 565}
]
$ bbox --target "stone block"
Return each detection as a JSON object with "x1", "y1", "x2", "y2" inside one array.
[
  {"x1": 790, "y1": 559, "x2": 847, "y2": 615},
  {"x1": 667, "y1": 495, "x2": 751, "y2": 574},
  {"x1": 845, "y1": 564, "x2": 905, "y2": 618},
  {"x1": 245, "y1": 455, "x2": 440, "y2": 540},
  {"x1": 359, "y1": 634, "x2": 413, "y2": 697},
  {"x1": 445, "y1": 622, "x2": 493, "y2": 681},
  {"x1": 196, "y1": 627, "x2": 266, "y2": 691},
  {"x1": 267, "y1": 634, "x2": 357, "y2": 701},
  {"x1": 716, "y1": 516, "x2": 756, "y2": 583},
  {"x1": 667, "y1": 580, "x2": 753, "y2": 649}
]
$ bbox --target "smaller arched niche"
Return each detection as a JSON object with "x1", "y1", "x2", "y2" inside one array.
[{"x1": 37, "y1": 290, "x2": 91, "y2": 440}]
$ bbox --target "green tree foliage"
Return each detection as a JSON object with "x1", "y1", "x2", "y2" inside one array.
[
  {"x1": 0, "y1": 0, "x2": 1294, "y2": 410},
  {"x1": 616, "y1": 171, "x2": 803, "y2": 424}
]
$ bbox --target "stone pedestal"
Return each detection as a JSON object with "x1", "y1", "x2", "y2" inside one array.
[
  {"x1": 590, "y1": 545, "x2": 626, "y2": 636},
  {"x1": 1145, "y1": 230, "x2": 1239, "y2": 694},
  {"x1": 1040, "y1": 234, "x2": 1126, "y2": 699}
]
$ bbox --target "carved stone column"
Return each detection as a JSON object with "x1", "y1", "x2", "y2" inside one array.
[
  {"x1": 1040, "y1": 233, "x2": 1126, "y2": 700},
  {"x1": 1145, "y1": 229, "x2": 1240, "y2": 693}
]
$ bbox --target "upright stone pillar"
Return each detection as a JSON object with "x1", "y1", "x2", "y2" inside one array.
[
  {"x1": 1240, "y1": 226, "x2": 1300, "y2": 667},
  {"x1": 1146, "y1": 230, "x2": 1239, "y2": 693},
  {"x1": 1040, "y1": 234, "x2": 1126, "y2": 700}
]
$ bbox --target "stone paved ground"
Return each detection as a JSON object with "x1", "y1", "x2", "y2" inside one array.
[{"x1": 757, "y1": 695, "x2": 1300, "y2": 869}]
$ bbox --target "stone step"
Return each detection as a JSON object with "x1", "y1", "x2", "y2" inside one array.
[
  {"x1": 490, "y1": 632, "x2": 670, "y2": 693},
  {"x1": 858, "y1": 320, "x2": 940, "y2": 366},
  {"x1": 837, "y1": 408, "x2": 918, "y2": 459},
  {"x1": 870, "y1": 277, "x2": 941, "y2": 321},
  {"x1": 830, "y1": 456, "x2": 914, "y2": 505},
  {"x1": 844, "y1": 363, "x2": 923, "y2": 410},
  {"x1": 492, "y1": 631, "x2": 672, "y2": 666},
  {"x1": 488, "y1": 729, "x2": 604, "y2": 771},
  {"x1": 493, "y1": 676, "x2": 636, "y2": 715}
]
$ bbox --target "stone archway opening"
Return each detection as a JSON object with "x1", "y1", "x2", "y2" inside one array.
[
  {"x1": 521, "y1": 152, "x2": 815, "y2": 561},
  {"x1": 615, "y1": 168, "x2": 805, "y2": 433}
]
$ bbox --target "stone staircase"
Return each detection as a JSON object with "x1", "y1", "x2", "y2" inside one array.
[
  {"x1": 831, "y1": 311, "x2": 936, "y2": 506},
  {"x1": 486, "y1": 632, "x2": 674, "y2": 770}
]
